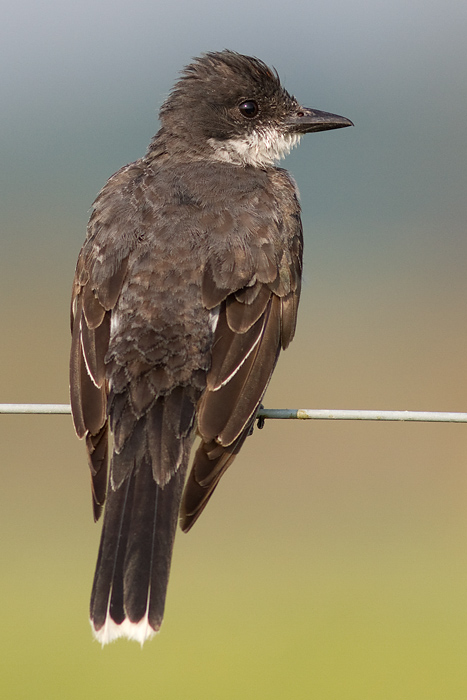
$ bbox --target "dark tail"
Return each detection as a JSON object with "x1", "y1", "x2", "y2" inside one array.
[{"x1": 90, "y1": 455, "x2": 187, "y2": 645}]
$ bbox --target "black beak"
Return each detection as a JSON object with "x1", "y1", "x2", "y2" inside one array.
[{"x1": 287, "y1": 107, "x2": 353, "y2": 134}]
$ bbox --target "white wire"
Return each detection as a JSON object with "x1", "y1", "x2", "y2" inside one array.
[
  {"x1": 258, "y1": 408, "x2": 467, "y2": 423},
  {"x1": 0, "y1": 404, "x2": 72, "y2": 414},
  {"x1": 0, "y1": 404, "x2": 466, "y2": 423}
]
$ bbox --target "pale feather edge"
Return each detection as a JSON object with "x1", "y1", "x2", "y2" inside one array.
[{"x1": 91, "y1": 611, "x2": 159, "y2": 647}]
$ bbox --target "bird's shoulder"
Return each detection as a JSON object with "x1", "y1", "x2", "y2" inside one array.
[{"x1": 72, "y1": 157, "x2": 303, "y2": 305}]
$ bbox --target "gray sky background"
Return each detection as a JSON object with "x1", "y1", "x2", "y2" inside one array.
[{"x1": 1, "y1": 0, "x2": 466, "y2": 404}]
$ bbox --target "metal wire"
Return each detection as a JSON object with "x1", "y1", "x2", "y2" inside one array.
[
  {"x1": 0, "y1": 404, "x2": 72, "y2": 414},
  {"x1": 1, "y1": 404, "x2": 466, "y2": 423},
  {"x1": 258, "y1": 408, "x2": 467, "y2": 423}
]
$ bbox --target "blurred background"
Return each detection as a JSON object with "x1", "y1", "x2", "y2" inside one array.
[{"x1": 1, "y1": 0, "x2": 466, "y2": 697}]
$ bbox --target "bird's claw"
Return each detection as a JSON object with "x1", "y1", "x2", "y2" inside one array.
[{"x1": 250, "y1": 404, "x2": 265, "y2": 434}]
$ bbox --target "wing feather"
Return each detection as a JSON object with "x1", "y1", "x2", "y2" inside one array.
[
  {"x1": 181, "y1": 293, "x2": 283, "y2": 530},
  {"x1": 198, "y1": 294, "x2": 281, "y2": 446},
  {"x1": 180, "y1": 431, "x2": 250, "y2": 532},
  {"x1": 207, "y1": 309, "x2": 264, "y2": 391},
  {"x1": 280, "y1": 288, "x2": 300, "y2": 349},
  {"x1": 86, "y1": 425, "x2": 109, "y2": 521},
  {"x1": 80, "y1": 310, "x2": 110, "y2": 386},
  {"x1": 70, "y1": 238, "x2": 129, "y2": 519},
  {"x1": 226, "y1": 283, "x2": 271, "y2": 333}
]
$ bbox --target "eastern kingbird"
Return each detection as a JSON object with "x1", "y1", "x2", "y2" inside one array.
[{"x1": 70, "y1": 50, "x2": 352, "y2": 645}]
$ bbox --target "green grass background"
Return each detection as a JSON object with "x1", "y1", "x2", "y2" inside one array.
[{"x1": 1, "y1": 311, "x2": 467, "y2": 698}]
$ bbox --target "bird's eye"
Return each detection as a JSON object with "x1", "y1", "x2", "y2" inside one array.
[{"x1": 238, "y1": 100, "x2": 259, "y2": 118}]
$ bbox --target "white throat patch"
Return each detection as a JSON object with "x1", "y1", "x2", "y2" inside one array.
[{"x1": 208, "y1": 127, "x2": 302, "y2": 167}]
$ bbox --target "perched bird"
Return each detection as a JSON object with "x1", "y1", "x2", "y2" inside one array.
[{"x1": 70, "y1": 49, "x2": 352, "y2": 645}]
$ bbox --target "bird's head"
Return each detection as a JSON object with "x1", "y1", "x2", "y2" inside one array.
[{"x1": 158, "y1": 50, "x2": 352, "y2": 167}]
